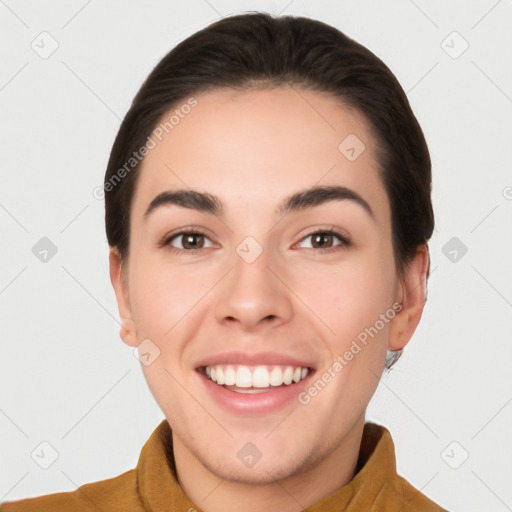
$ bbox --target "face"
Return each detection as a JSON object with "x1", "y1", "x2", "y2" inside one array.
[{"x1": 110, "y1": 87, "x2": 426, "y2": 485}]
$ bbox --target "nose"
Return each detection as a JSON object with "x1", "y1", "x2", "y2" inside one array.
[{"x1": 214, "y1": 246, "x2": 294, "y2": 332}]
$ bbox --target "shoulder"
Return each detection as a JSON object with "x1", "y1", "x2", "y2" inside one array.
[
  {"x1": 0, "y1": 468, "x2": 144, "y2": 512},
  {"x1": 393, "y1": 473, "x2": 449, "y2": 512},
  {"x1": 359, "y1": 422, "x2": 449, "y2": 512}
]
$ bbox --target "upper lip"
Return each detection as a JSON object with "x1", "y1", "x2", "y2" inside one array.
[{"x1": 194, "y1": 351, "x2": 315, "y2": 369}]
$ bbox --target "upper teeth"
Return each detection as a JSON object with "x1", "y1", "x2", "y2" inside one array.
[{"x1": 204, "y1": 365, "x2": 309, "y2": 388}]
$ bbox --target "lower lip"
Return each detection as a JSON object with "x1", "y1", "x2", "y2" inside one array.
[{"x1": 197, "y1": 370, "x2": 314, "y2": 415}]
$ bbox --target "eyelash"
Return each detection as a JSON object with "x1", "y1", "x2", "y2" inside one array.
[{"x1": 159, "y1": 227, "x2": 351, "y2": 255}]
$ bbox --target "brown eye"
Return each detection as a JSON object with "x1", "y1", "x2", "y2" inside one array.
[
  {"x1": 181, "y1": 233, "x2": 205, "y2": 250},
  {"x1": 311, "y1": 233, "x2": 335, "y2": 249},
  {"x1": 163, "y1": 231, "x2": 214, "y2": 252},
  {"x1": 297, "y1": 230, "x2": 350, "y2": 252}
]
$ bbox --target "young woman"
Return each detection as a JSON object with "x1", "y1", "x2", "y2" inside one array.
[{"x1": 2, "y1": 12, "x2": 446, "y2": 512}]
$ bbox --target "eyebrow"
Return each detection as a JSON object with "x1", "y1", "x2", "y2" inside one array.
[{"x1": 144, "y1": 185, "x2": 374, "y2": 221}]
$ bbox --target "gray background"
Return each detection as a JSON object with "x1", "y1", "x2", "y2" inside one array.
[{"x1": 1, "y1": 1, "x2": 511, "y2": 511}]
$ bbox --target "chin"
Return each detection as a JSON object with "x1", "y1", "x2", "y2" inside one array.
[{"x1": 202, "y1": 455, "x2": 305, "y2": 485}]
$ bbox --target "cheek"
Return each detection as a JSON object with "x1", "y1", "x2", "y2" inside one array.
[
  {"x1": 128, "y1": 261, "x2": 208, "y2": 399},
  {"x1": 295, "y1": 255, "x2": 395, "y2": 339},
  {"x1": 304, "y1": 261, "x2": 394, "y2": 399},
  {"x1": 129, "y1": 256, "x2": 215, "y2": 340}
]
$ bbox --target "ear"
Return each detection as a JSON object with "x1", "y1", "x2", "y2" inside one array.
[
  {"x1": 109, "y1": 247, "x2": 138, "y2": 348},
  {"x1": 388, "y1": 244, "x2": 430, "y2": 351}
]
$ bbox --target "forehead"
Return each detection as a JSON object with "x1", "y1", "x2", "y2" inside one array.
[{"x1": 132, "y1": 87, "x2": 389, "y2": 225}]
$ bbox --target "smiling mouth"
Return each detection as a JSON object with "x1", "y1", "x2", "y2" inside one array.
[{"x1": 199, "y1": 364, "x2": 312, "y2": 393}]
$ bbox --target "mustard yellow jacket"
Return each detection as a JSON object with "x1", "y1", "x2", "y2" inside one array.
[{"x1": 1, "y1": 421, "x2": 447, "y2": 511}]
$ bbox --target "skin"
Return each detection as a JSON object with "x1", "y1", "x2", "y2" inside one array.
[{"x1": 109, "y1": 87, "x2": 429, "y2": 512}]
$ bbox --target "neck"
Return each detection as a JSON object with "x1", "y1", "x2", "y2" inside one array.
[{"x1": 172, "y1": 416, "x2": 365, "y2": 512}]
